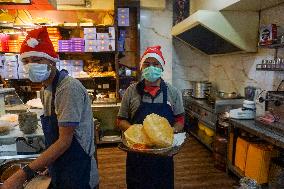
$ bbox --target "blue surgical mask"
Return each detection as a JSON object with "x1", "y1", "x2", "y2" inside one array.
[
  {"x1": 24, "y1": 63, "x2": 51, "y2": 82},
  {"x1": 142, "y1": 66, "x2": 163, "y2": 82}
]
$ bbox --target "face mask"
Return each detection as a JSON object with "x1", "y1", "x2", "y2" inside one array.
[
  {"x1": 142, "y1": 66, "x2": 163, "y2": 82},
  {"x1": 24, "y1": 63, "x2": 51, "y2": 82}
]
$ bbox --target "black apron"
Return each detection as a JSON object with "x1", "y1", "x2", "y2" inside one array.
[
  {"x1": 40, "y1": 70, "x2": 92, "y2": 189},
  {"x1": 126, "y1": 80, "x2": 175, "y2": 189}
]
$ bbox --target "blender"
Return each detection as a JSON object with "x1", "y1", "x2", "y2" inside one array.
[{"x1": 229, "y1": 86, "x2": 257, "y2": 119}]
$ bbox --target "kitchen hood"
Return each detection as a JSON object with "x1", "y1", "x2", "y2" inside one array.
[{"x1": 171, "y1": 10, "x2": 259, "y2": 55}]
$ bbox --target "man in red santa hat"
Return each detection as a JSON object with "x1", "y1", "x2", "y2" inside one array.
[
  {"x1": 116, "y1": 45, "x2": 184, "y2": 189},
  {"x1": 1, "y1": 27, "x2": 99, "y2": 189}
]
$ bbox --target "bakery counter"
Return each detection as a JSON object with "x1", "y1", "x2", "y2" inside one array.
[
  {"x1": 229, "y1": 119, "x2": 284, "y2": 149},
  {"x1": 0, "y1": 122, "x2": 44, "y2": 157}
]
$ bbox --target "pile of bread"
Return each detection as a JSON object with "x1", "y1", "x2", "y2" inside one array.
[
  {"x1": 124, "y1": 113, "x2": 174, "y2": 149},
  {"x1": 0, "y1": 114, "x2": 18, "y2": 136}
]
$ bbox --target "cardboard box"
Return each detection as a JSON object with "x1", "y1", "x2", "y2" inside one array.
[
  {"x1": 84, "y1": 34, "x2": 96, "y2": 40},
  {"x1": 72, "y1": 60, "x2": 83, "y2": 67},
  {"x1": 59, "y1": 60, "x2": 72, "y2": 67},
  {"x1": 84, "y1": 28, "x2": 96, "y2": 34},
  {"x1": 118, "y1": 8, "x2": 129, "y2": 14},
  {"x1": 108, "y1": 27, "x2": 115, "y2": 40},
  {"x1": 85, "y1": 45, "x2": 97, "y2": 52},
  {"x1": 18, "y1": 72, "x2": 29, "y2": 79},
  {"x1": 245, "y1": 144, "x2": 273, "y2": 184},
  {"x1": 4, "y1": 61, "x2": 17, "y2": 67},
  {"x1": 259, "y1": 24, "x2": 277, "y2": 46},
  {"x1": 85, "y1": 40, "x2": 97, "y2": 46},
  {"x1": 235, "y1": 137, "x2": 250, "y2": 171},
  {"x1": 72, "y1": 66, "x2": 83, "y2": 72},
  {"x1": 4, "y1": 70, "x2": 18, "y2": 79},
  {"x1": 97, "y1": 33, "x2": 110, "y2": 40},
  {"x1": 118, "y1": 17, "x2": 130, "y2": 27}
]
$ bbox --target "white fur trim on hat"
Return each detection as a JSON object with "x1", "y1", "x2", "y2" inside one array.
[
  {"x1": 26, "y1": 38, "x2": 39, "y2": 48},
  {"x1": 20, "y1": 51, "x2": 59, "y2": 62},
  {"x1": 140, "y1": 53, "x2": 165, "y2": 69}
]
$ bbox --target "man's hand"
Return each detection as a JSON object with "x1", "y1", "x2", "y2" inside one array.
[
  {"x1": 173, "y1": 122, "x2": 184, "y2": 133},
  {"x1": 1, "y1": 169, "x2": 26, "y2": 189},
  {"x1": 116, "y1": 119, "x2": 132, "y2": 132}
]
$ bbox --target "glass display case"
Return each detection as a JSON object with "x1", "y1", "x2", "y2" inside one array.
[{"x1": 0, "y1": 88, "x2": 44, "y2": 159}]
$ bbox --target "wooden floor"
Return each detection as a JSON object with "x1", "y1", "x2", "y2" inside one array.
[{"x1": 97, "y1": 137, "x2": 237, "y2": 189}]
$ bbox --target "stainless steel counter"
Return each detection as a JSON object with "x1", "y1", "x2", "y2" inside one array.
[{"x1": 230, "y1": 119, "x2": 284, "y2": 149}]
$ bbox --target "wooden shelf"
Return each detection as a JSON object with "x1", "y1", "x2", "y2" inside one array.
[
  {"x1": 0, "y1": 51, "x2": 116, "y2": 54},
  {"x1": 0, "y1": 25, "x2": 114, "y2": 30},
  {"x1": 7, "y1": 76, "x2": 116, "y2": 81}
]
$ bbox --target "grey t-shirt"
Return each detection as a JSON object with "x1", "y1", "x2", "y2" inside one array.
[
  {"x1": 118, "y1": 80, "x2": 184, "y2": 121},
  {"x1": 41, "y1": 73, "x2": 99, "y2": 188}
]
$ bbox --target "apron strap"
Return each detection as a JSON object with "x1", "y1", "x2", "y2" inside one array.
[
  {"x1": 51, "y1": 70, "x2": 61, "y2": 114},
  {"x1": 160, "y1": 80, "x2": 168, "y2": 105}
]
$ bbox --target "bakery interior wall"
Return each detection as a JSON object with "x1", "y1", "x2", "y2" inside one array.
[
  {"x1": 209, "y1": 4, "x2": 284, "y2": 96},
  {"x1": 141, "y1": 1, "x2": 284, "y2": 94},
  {"x1": 140, "y1": 0, "x2": 210, "y2": 86}
]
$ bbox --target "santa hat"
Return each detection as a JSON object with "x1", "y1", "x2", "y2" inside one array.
[
  {"x1": 20, "y1": 27, "x2": 59, "y2": 62},
  {"x1": 140, "y1": 45, "x2": 165, "y2": 69}
]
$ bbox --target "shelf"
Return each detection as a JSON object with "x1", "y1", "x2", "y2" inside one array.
[
  {"x1": 259, "y1": 43, "x2": 284, "y2": 49},
  {"x1": 6, "y1": 76, "x2": 116, "y2": 81},
  {"x1": 0, "y1": 25, "x2": 114, "y2": 30},
  {"x1": 58, "y1": 51, "x2": 116, "y2": 54},
  {"x1": 119, "y1": 76, "x2": 137, "y2": 79},
  {"x1": 77, "y1": 76, "x2": 116, "y2": 80},
  {"x1": 0, "y1": 51, "x2": 116, "y2": 54},
  {"x1": 256, "y1": 68, "x2": 284, "y2": 71}
]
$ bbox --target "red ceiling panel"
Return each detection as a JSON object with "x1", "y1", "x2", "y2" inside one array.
[{"x1": 0, "y1": 0, "x2": 56, "y2": 10}]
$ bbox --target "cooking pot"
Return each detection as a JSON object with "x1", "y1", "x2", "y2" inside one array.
[
  {"x1": 218, "y1": 91, "x2": 240, "y2": 99},
  {"x1": 191, "y1": 81, "x2": 211, "y2": 99}
]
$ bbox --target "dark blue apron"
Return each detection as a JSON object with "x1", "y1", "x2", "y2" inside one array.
[
  {"x1": 127, "y1": 80, "x2": 175, "y2": 189},
  {"x1": 40, "y1": 70, "x2": 92, "y2": 189}
]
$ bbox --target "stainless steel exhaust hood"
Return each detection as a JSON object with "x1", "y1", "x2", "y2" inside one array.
[{"x1": 171, "y1": 10, "x2": 259, "y2": 55}]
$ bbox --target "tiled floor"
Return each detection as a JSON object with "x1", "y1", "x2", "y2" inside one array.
[{"x1": 97, "y1": 137, "x2": 237, "y2": 189}]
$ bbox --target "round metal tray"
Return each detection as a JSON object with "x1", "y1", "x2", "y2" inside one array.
[{"x1": 118, "y1": 133, "x2": 189, "y2": 156}]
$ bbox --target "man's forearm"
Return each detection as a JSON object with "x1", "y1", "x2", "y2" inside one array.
[{"x1": 28, "y1": 135, "x2": 72, "y2": 171}]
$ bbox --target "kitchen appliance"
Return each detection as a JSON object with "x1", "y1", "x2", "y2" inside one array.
[
  {"x1": 256, "y1": 91, "x2": 284, "y2": 129},
  {"x1": 229, "y1": 87, "x2": 257, "y2": 119},
  {"x1": 191, "y1": 81, "x2": 211, "y2": 99},
  {"x1": 171, "y1": 10, "x2": 259, "y2": 55},
  {"x1": 255, "y1": 88, "x2": 267, "y2": 117},
  {"x1": 16, "y1": 136, "x2": 45, "y2": 155},
  {"x1": 183, "y1": 96, "x2": 243, "y2": 149},
  {"x1": 266, "y1": 92, "x2": 284, "y2": 125}
]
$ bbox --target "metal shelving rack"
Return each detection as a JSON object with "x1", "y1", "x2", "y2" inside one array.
[{"x1": 257, "y1": 43, "x2": 284, "y2": 71}]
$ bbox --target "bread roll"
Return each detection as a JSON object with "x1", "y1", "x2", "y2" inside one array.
[
  {"x1": 143, "y1": 113, "x2": 174, "y2": 148},
  {"x1": 124, "y1": 124, "x2": 152, "y2": 147}
]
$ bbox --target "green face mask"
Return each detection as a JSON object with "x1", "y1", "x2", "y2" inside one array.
[{"x1": 142, "y1": 66, "x2": 163, "y2": 82}]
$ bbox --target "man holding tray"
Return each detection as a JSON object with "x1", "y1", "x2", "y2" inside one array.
[{"x1": 116, "y1": 45, "x2": 185, "y2": 189}]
